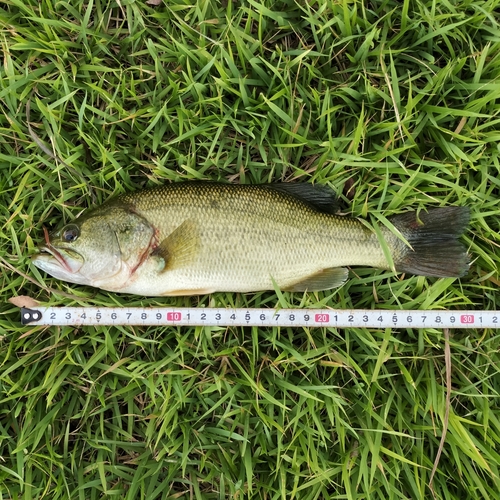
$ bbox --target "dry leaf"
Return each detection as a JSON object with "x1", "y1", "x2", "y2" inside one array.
[{"x1": 8, "y1": 296, "x2": 40, "y2": 308}]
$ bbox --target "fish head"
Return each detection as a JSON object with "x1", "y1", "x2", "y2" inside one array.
[{"x1": 32, "y1": 205, "x2": 156, "y2": 289}]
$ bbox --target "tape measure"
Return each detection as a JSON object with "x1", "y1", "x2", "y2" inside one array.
[{"x1": 20, "y1": 307, "x2": 499, "y2": 328}]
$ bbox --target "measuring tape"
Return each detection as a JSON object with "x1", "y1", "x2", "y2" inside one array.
[{"x1": 20, "y1": 307, "x2": 499, "y2": 328}]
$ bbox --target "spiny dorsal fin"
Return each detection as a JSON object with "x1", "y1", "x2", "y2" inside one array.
[
  {"x1": 152, "y1": 219, "x2": 200, "y2": 272},
  {"x1": 266, "y1": 183, "x2": 338, "y2": 214},
  {"x1": 285, "y1": 267, "x2": 348, "y2": 292}
]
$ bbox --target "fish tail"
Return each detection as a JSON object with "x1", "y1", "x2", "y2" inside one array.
[{"x1": 391, "y1": 206, "x2": 470, "y2": 277}]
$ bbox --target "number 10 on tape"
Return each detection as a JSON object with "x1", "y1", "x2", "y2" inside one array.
[{"x1": 20, "y1": 307, "x2": 500, "y2": 328}]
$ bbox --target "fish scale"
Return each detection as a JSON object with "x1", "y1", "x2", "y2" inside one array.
[{"x1": 119, "y1": 183, "x2": 382, "y2": 294}]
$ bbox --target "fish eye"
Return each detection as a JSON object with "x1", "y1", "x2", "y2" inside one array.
[{"x1": 62, "y1": 225, "x2": 79, "y2": 243}]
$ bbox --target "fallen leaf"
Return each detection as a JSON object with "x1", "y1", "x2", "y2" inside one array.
[{"x1": 8, "y1": 296, "x2": 40, "y2": 308}]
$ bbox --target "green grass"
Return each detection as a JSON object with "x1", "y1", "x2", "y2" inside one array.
[{"x1": 1, "y1": 0, "x2": 500, "y2": 498}]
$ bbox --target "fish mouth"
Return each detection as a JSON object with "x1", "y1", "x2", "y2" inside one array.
[
  {"x1": 31, "y1": 226, "x2": 83, "y2": 274},
  {"x1": 36, "y1": 245, "x2": 75, "y2": 273},
  {"x1": 33, "y1": 245, "x2": 84, "y2": 274}
]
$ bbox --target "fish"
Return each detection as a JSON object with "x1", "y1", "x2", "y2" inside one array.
[{"x1": 31, "y1": 182, "x2": 470, "y2": 296}]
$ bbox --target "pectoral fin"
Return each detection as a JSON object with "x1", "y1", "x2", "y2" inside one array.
[
  {"x1": 285, "y1": 267, "x2": 348, "y2": 292},
  {"x1": 152, "y1": 220, "x2": 200, "y2": 272}
]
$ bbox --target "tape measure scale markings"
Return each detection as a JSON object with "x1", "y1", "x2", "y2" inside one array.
[{"x1": 20, "y1": 307, "x2": 500, "y2": 328}]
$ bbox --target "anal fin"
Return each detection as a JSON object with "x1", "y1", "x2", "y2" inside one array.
[
  {"x1": 152, "y1": 219, "x2": 200, "y2": 273},
  {"x1": 285, "y1": 267, "x2": 348, "y2": 292}
]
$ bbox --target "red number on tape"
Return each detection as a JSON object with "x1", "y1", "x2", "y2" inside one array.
[
  {"x1": 167, "y1": 312, "x2": 182, "y2": 321},
  {"x1": 460, "y1": 314, "x2": 474, "y2": 324},
  {"x1": 315, "y1": 313, "x2": 329, "y2": 323}
]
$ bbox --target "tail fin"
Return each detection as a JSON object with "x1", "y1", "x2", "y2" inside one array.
[{"x1": 391, "y1": 207, "x2": 470, "y2": 277}]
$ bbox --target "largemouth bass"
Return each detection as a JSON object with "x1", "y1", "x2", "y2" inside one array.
[{"x1": 32, "y1": 182, "x2": 470, "y2": 296}]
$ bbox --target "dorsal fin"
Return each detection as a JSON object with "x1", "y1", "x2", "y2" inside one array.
[{"x1": 265, "y1": 183, "x2": 338, "y2": 214}]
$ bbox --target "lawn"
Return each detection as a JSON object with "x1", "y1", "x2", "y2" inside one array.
[{"x1": 1, "y1": 0, "x2": 500, "y2": 498}]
